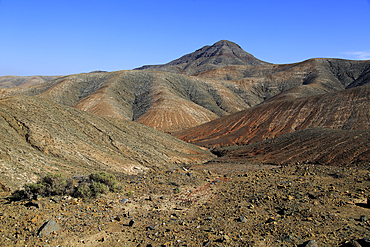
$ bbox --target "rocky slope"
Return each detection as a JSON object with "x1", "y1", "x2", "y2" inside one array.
[
  {"x1": 174, "y1": 85, "x2": 370, "y2": 147},
  {"x1": 0, "y1": 164, "x2": 369, "y2": 246},
  {"x1": 0, "y1": 96, "x2": 214, "y2": 189},
  {"x1": 135, "y1": 40, "x2": 269, "y2": 75},
  {"x1": 195, "y1": 58, "x2": 370, "y2": 102},
  {"x1": 0, "y1": 75, "x2": 60, "y2": 88},
  {"x1": 1, "y1": 43, "x2": 369, "y2": 133},
  {"x1": 0, "y1": 70, "x2": 251, "y2": 132},
  {"x1": 211, "y1": 128, "x2": 370, "y2": 167}
]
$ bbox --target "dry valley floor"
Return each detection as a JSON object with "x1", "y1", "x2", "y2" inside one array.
[{"x1": 0, "y1": 164, "x2": 369, "y2": 246}]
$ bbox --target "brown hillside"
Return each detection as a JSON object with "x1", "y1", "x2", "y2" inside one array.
[
  {"x1": 0, "y1": 96, "x2": 214, "y2": 189},
  {"x1": 195, "y1": 58, "x2": 370, "y2": 102},
  {"x1": 1, "y1": 43, "x2": 369, "y2": 134},
  {"x1": 211, "y1": 128, "x2": 370, "y2": 167},
  {"x1": 0, "y1": 70, "x2": 250, "y2": 132},
  {"x1": 173, "y1": 85, "x2": 370, "y2": 147},
  {"x1": 0, "y1": 75, "x2": 60, "y2": 88},
  {"x1": 135, "y1": 40, "x2": 269, "y2": 75}
]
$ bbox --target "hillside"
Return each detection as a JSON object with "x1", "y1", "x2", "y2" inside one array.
[
  {"x1": 0, "y1": 70, "x2": 251, "y2": 132},
  {"x1": 1, "y1": 42, "x2": 369, "y2": 133},
  {"x1": 0, "y1": 75, "x2": 60, "y2": 88},
  {"x1": 135, "y1": 40, "x2": 269, "y2": 75},
  {"x1": 0, "y1": 40, "x2": 369, "y2": 247},
  {"x1": 195, "y1": 58, "x2": 370, "y2": 101},
  {"x1": 211, "y1": 128, "x2": 370, "y2": 167},
  {"x1": 173, "y1": 85, "x2": 370, "y2": 147},
  {"x1": 0, "y1": 96, "x2": 214, "y2": 189}
]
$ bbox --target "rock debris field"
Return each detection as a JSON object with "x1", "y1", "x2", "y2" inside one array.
[{"x1": 0, "y1": 164, "x2": 369, "y2": 247}]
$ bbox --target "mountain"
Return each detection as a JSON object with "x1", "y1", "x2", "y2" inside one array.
[
  {"x1": 0, "y1": 70, "x2": 251, "y2": 132},
  {"x1": 0, "y1": 75, "x2": 60, "y2": 88},
  {"x1": 0, "y1": 96, "x2": 214, "y2": 189},
  {"x1": 173, "y1": 85, "x2": 370, "y2": 147},
  {"x1": 0, "y1": 41, "x2": 369, "y2": 168},
  {"x1": 135, "y1": 40, "x2": 269, "y2": 75},
  {"x1": 2, "y1": 58, "x2": 369, "y2": 133},
  {"x1": 211, "y1": 128, "x2": 370, "y2": 167},
  {"x1": 194, "y1": 58, "x2": 370, "y2": 100}
]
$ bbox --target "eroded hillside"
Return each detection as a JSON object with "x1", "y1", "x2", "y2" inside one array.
[
  {"x1": 174, "y1": 85, "x2": 370, "y2": 147},
  {"x1": 0, "y1": 96, "x2": 214, "y2": 189}
]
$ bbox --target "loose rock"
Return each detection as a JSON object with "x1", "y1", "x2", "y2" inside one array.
[
  {"x1": 38, "y1": 219, "x2": 61, "y2": 237},
  {"x1": 302, "y1": 239, "x2": 318, "y2": 247},
  {"x1": 239, "y1": 215, "x2": 248, "y2": 223}
]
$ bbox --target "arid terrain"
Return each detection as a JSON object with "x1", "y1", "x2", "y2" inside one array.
[
  {"x1": 0, "y1": 164, "x2": 369, "y2": 246},
  {"x1": 0, "y1": 40, "x2": 369, "y2": 246}
]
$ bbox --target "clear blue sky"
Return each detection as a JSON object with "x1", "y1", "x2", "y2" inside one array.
[{"x1": 1, "y1": 0, "x2": 369, "y2": 76}]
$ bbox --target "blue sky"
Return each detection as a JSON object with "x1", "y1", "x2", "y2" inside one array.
[{"x1": 0, "y1": 0, "x2": 369, "y2": 76}]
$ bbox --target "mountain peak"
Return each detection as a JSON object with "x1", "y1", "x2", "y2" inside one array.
[
  {"x1": 213, "y1": 40, "x2": 241, "y2": 47},
  {"x1": 135, "y1": 40, "x2": 269, "y2": 75}
]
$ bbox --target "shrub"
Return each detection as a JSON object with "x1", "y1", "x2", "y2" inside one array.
[
  {"x1": 73, "y1": 183, "x2": 92, "y2": 198},
  {"x1": 11, "y1": 172, "x2": 119, "y2": 200},
  {"x1": 41, "y1": 173, "x2": 66, "y2": 196},
  {"x1": 89, "y1": 172, "x2": 117, "y2": 191},
  {"x1": 91, "y1": 182, "x2": 109, "y2": 196},
  {"x1": 24, "y1": 182, "x2": 46, "y2": 197}
]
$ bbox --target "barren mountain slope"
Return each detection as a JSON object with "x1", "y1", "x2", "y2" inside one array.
[
  {"x1": 0, "y1": 70, "x2": 251, "y2": 132},
  {"x1": 174, "y1": 85, "x2": 370, "y2": 147},
  {"x1": 0, "y1": 75, "x2": 61, "y2": 88},
  {"x1": 347, "y1": 67, "x2": 370, "y2": 88},
  {"x1": 195, "y1": 58, "x2": 370, "y2": 103},
  {"x1": 211, "y1": 128, "x2": 370, "y2": 167},
  {"x1": 1, "y1": 43, "x2": 369, "y2": 134},
  {"x1": 135, "y1": 40, "x2": 269, "y2": 75},
  {"x1": 0, "y1": 96, "x2": 214, "y2": 189}
]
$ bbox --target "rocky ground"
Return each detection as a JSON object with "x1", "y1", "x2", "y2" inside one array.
[{"x1": 0, "y1": 163, "x2": 369, "y2": 247}]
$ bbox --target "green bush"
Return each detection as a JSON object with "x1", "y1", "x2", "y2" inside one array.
[
  {"x1": 73, "y1": 183, "x2": 92, "y2": 198},
  {"x1": 11, "y1": 172, "x2": 119, "y2": 200},
  {"x1": 41, "y1": 173, "x2": 66, "y2": 196},
  {"x1": 89, "y1": 172, "x2": 117, "y2": 190},
  {"x1": 91, "y1": 182, "x2": 109, "y2": 195}
]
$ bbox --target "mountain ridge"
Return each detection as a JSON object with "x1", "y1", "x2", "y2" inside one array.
[
  {"x1": 135, "y1": 40, "x2": 269, "y2": 75},
  {"x1": 2, "y1": 57, "x2": 369, "y2": 133}
]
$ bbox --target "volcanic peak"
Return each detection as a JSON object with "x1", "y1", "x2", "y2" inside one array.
[{"x1": 135, "y1": 40, "x2": 268, "y2": 75}]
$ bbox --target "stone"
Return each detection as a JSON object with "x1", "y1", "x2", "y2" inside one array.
[
  {"x1": 38, "y1": 219, "x2": 61, "y2": 237},
  {"x1": 223, "y1": 235, "x2": 231, "y2": 243},
  {"x1": 146, "y1": 225, "x2": 155, "y2": 230},
  {"x1": 346, "y1": 240, "x2": 362, "y2": 247},
  {"x1": 302, "y1": 240, "x2": 318, "y2": 247},
  {"x1": 239, "y1": 215, "x2": 248, "y2": 223},
  {"x1": 360, "y1": 215, "x2": 368, "y2": 222}
]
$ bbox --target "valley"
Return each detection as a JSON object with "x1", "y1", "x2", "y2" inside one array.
[{"x1": 0, "y1": 40, "x2": 369, "y2": 246}]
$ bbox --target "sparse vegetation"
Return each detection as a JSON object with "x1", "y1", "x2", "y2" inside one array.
[
  {"x1": 12, "y1": 172, "x2": 119, "y2": 200},
  {"x1": 89, "y1": 172, "x2": 118, "y2": 191}
]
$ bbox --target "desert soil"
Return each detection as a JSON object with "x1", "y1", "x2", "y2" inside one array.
[{"x1": 0, "y1": 163, "x2": 369, "y2": 246}]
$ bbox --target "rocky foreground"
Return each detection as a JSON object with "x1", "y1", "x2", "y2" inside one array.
[{"x1": 0, "y1": 163, "x2": 369, "y2": 246}]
